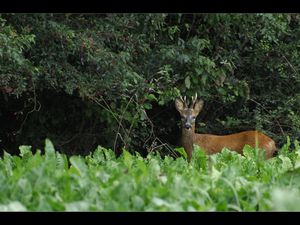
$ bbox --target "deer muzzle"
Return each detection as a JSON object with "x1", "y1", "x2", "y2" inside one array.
[{"x1": 184, "y1": 123, "x2": 192, "y2": 130}]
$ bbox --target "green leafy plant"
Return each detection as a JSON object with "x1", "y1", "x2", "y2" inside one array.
[{"x1": 0, "y1": 139, "x2": 299, "y2": 211}]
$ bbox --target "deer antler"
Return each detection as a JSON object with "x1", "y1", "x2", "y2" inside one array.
[
  {"x1": 184, "y1": 96, "x2": 191, "y2": 107},
  {"x1": 190, "y1": 93, "x2": 198, "y2": 108},
  {"x1": 179, "y1": 96, "x2": 187, "y2": 108}
]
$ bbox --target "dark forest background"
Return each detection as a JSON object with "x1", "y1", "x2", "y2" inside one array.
[{"x1": 1, "y1": 13, "x2": 300, "y2": 156}]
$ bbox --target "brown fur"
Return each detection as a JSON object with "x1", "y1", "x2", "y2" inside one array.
[
  {"x1": 182, "y1": 127, "x2": 277, "y2": 161},
  {"x1": 196, "y1": 131, "x2": 276, "y2": 156}
]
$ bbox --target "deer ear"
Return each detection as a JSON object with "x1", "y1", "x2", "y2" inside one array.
[
  {"x1": 175, "y1": 98, "x2": 185, "y2": 113},
  {"x1": 193, "y1": 99, "x2": 204, "y2": 115}
]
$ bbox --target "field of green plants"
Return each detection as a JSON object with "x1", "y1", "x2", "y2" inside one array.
[{"x1": 1, "y1": 138, "x2": 300, "y2": 211}]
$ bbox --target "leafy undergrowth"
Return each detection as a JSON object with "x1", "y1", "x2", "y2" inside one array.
[{"x1": 0, "y1": 138, "x2": 300, "y2": 211}]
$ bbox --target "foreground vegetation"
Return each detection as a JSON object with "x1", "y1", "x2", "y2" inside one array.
[{"x1": 1, "y1": 139, "x2": 300, "y2": 211}]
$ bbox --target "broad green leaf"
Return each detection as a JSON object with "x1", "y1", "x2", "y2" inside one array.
[
  {"x1": 146, "y1": 94, "x2": 158, "y2": 101},
  {"x1": 243, "y1": 145, "x2": 256, "y2": 158},
  {"x1": 19, "y1": 145, "x2": 33, "y2": 159},
  {"x1": 122, "y1": 149, "x2": 133, "y2": 169},
  {"x1": 45, "y1": 139, "x2": 55, "y2": 157},
  {"x1": 143, "y1": 103, "x2": 152, "y2": 110},
  {"x1": 279, "y1": 136, "x2": 291, "y2": 156},
  {"x1": 192, "y1": 145, "x2": 207, "y2": 171},
  {"x1": 211, "y1": 166, "x2": 221, "y2": 182},
  {"x1": 0, "y1": 201, "x2": 27, "y2": 211},
  {"x1": 278, "y1": 155, "x2": 293, "y2": 172},
  {"x1": 184, "y1": 76, "x2": 191, "y2": 89},
  {"x1": 271, "y1": 188, "x2": 300, "y2": 211},
  {"x1": 175, "y1": 147, "x2": 187, "y2": 159},
  {"x1": 131, "y1": 196, "x2": 145, "y2": 210},
  {"x1": 69, "y1": 156, "x2": 87, "y2": 177},
  {"x1": 65, "y1": 201, "x2": 90, "y2": 211},
  {"x1": 56, "y1": 153, "x2": 68, "y2": 170}
]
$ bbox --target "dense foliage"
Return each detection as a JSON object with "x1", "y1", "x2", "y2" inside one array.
[
  {"x1": 1, "y1": 14, "x2": 300, "y2": 156},
  {"x1": 0, "y1": 139, "x2": 300, "y2": 211}
]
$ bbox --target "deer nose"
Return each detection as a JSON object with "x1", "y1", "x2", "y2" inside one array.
[{"x1": 184, "y1": 124, "x2": 192, "y2": 129}]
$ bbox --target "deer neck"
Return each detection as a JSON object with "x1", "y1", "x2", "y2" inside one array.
[{"x1": 181, "y1": 125, "x2": 195, "y2": 162}]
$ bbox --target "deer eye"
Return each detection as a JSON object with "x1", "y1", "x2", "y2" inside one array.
[{"x1": 191, "y1": 116, "x2": 196, "y2": 120}]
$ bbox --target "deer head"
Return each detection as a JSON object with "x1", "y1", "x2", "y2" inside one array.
[{"x1": 175, "y1": 93, "x2": 204, "y2": 130}]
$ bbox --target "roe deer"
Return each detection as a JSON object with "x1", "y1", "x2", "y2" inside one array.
[{"x1": 175, "y1": 94, "x2": 277, "y2": 162}]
